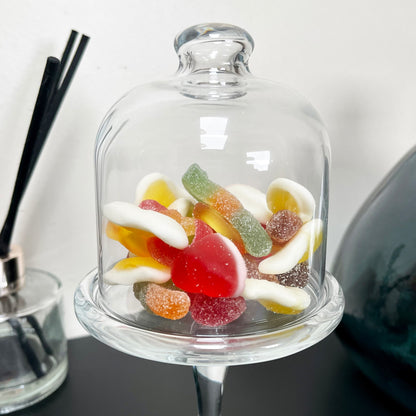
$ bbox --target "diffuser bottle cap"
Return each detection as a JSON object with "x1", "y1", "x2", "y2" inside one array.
[{"x1": 0, "y1": 245, "x2": 25, "y2": 297}]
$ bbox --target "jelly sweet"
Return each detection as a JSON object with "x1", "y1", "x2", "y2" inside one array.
[
  {"x1": 265, "y1": 210, "x2": 303, "y2": 245},
  {"x1": 189, "y1": 293, "x2": 247, "y2": 326},
  {"x1": 134, "y1": 281, "x2": 190, "y2": 320},
  {"x1": 171, "y1": 233, "x2": 246, "y2": 298},
  {"x1": 276, "y1": 262, "x2": 309, "y2": 288},
  {"x1": 182, "y1": 163, "x2": 272, "y2": 257}
]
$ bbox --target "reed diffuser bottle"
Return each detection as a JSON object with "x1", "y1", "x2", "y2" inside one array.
[{"x1": 0, "y1": 30, "x2": 88, "y2": 413}]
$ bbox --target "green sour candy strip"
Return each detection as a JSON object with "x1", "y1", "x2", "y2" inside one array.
[
  {"x1": 182, "y1": 163, "x2": 219, "y2": 202},
  {"x1": 230, "y1": 210, "x2": 273, "y2": 257},
  {"x1": 182, "y1": 163, "x2": 273, "y2": 257}
]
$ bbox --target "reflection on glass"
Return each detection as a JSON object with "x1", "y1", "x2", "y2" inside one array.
[
  {"x1": 200, "y1": 117, "x2": 228, "y2": 150},
  {"x1": 246, "y1": 151, "x2": 271, "y2": 171}
]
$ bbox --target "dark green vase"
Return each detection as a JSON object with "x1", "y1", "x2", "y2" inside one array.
[{"x1": 333, "y1": 146, "x2": 416, "y2": 412}]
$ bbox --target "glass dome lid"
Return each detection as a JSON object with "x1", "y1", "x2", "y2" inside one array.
[{"x1": 94, "y1": 23, "x2": 331, "y2": 337}]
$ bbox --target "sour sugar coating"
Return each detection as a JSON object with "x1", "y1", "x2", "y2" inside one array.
[
  {"x1": 182, "y1": 163, "x2": 272, "y2": 257},
  {"x1": 133, "y1": 281, "x2": 190, "y2": 320},
  {"x1": 266, "y1": 210, "x2": 303, "y2": 245},
  {"x1": 243, "y1": 254, "x2": 276, "y2": 282},
  {"x1": 189, "y1": 293, "x2": 246, "y2": 326},
  {"x1": 171, "y1": 233, "x2": 247, "y2": 298},
  {"x1": 276, "y1": 262, "x2": 309, "y2": 288}
]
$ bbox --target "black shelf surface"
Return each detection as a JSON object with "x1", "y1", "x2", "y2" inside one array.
[{"x1": 13, "y1": 333, "x2": 412, "y2": 416}]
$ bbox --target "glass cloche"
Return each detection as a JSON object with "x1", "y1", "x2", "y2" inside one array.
[{"x1": 76, "y1": 23, "x2": 343, "y2": 367}]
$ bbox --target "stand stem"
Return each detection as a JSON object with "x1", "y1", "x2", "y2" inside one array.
[{"x1": 193, "y1": 365, "x2": 228, "y2": 416}]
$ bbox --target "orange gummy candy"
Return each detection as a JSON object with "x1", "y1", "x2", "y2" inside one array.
[
  {"x1": 133, "y1": 281, "x2": 190, "y2": 320},
  {"x1": 208, "y1": 188, "x2": 242, "y2": 219}
]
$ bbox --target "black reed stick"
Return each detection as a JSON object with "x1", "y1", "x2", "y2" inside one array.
[{"x1": 0, "y1": 31, "x2": 89, "y2": 258}]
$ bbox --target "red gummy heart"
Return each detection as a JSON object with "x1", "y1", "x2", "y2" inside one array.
[{"x1": 171, "y1": 233, "x2": 246, "y2": 298}]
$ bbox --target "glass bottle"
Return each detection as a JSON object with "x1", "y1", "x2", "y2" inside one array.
[{"x1": 0, "y1": 247, "x2": 67, "y2": 414}]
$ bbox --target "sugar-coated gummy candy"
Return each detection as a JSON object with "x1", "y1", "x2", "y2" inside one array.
[
  {"x1": 193, "y1": 202, "x2": 245, "y2": 253},
  {"x1": 171, "y1": 233, "x2": 247, "y2": 298},
  {"x1": 266, "y1": 210, "x2": 303, "y2": 244},
  {"x1": 182, "y1": 164, "x2": 272, "y2": 257},
  {"x1": 133, "y1": 281, "x2": 190, "y2": 320},
  {"x1": 243, "y1": 254, "x2": 276, "y2": 282},
  {"x1": 276, "y1": 262, "x2": 309, "y2": 288},
  {"x1": 266, "y1": 178, "x2": 315, "y2": 223},
  {"x1": 104, "y1": 256, "x2": 171, "y2": 285},
  {"x1": 189, "y1": 293, "x2": 246, "y2": 326},
  {"x1": 139, "y1": 199, "x2": 165, "y2": 212}
]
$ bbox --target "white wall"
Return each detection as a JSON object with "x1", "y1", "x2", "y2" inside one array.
[{"x1": 1, "y1": 1, "x2": 415, "y2": 338}]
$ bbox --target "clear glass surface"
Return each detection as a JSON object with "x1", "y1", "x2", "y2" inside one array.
[
  {"x1": 0, "y1": 268, "x2": 68, "y2": 414},
  {"x1": 76, "y1": 23, "x2": 344, "y2": 415}
]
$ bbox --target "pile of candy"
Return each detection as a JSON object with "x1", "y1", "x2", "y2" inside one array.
[{"x1": 103, "y1": 163, "x2": 323, "y2": 327}]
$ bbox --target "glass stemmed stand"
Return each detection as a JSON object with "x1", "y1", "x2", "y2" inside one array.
[
  {"x1": 75, "y1": 270, "x2": 343, "y2": 415},
  {"x1": 74, "y1": 23, "x2": 344, "y2": 415}
]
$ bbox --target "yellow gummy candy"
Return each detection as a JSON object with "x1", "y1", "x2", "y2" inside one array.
[
  {"x1": 266, "y1": 178, "x2": 315, "y2": 223},
  {"x1": 193, "y1": 202, "x2": 245, "y2": 253},
  {"x1": 142, "y1": 179, "x2": 178, "y2": 208},
  {"x1": 298, "y1": 223, "x2": 323, "y2": 263},
  {"x1": 106, "y1": 221, "x2": 152, "y2": 257},
  {"x1": 267, "y1": 189, "x2": 300, "y2": 216},
  {"x1": 114, "y1": 256, "x2": 169, "y2": 272},
  {"x1": 260, "y1": 300, "x2": 303, "y2": 315}
]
